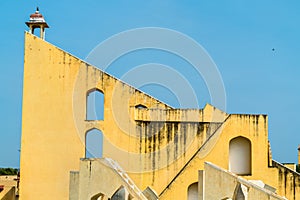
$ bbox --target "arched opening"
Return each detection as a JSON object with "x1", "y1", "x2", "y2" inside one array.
[
  {"x1": 87, "y1": 89, "x2": 104, "y2": 120},
  {"x1": 233, "y1": 183, "x2": 248, "y2": 200},
  {"x1": 91, "y1": 193, "x2": 105, "y2": 200},
  {"x1": 187, "y1": 182, "x2": 198, "y2": 200},
  {"x1": 111, "y1": 186, "x2": 127, "y2": 200},
  {"x1": 86, "y1": 129, "x2": 103, "y2": 158},
  {"x1": 229, "y1": 136, "x2": 252, "y2": 175},
  {"x1": 135, "y1": 104, "x2": 147, "y2": 109}
]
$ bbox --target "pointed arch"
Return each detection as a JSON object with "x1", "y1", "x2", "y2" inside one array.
[
  {"x1": 229, "y1": 136, "x2": 252, "y2": 175},
  {"x1": 86, "y1": 88, "x2": 104, "y2": 120},
  {"x1": 135, "y1": 104, "x2": 147, "y2": 109},
  {"x1": 233, "y1": 183, "x2": 248, "y2": 200},
  {"x1": 187, "y1": 182, "x2": 198, "y2": 200},
  {"x1": 90, "y1": 193, "x2": 105, "y2": 200},
  {"x1": 86, "y1": 129, "x2": 103, "y2": 158},
  {"x1": 111, "y1": 186, "x2": 127, "y2": 200}
]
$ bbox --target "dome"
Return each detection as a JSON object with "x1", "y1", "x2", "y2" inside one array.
[
  {"x1": 30, "y1": 12, "x2": 44, "y2": 19},
  {"x1": 28, "y1": 7, "x2": 46, "y2": 23},
  {"x1": 25, "y1": 7, "x2": 49, "y2": 40}
]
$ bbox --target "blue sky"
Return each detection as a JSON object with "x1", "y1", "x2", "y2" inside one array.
[{"x1": 0, "y1": 1, "x2": 300, "y2": 167}]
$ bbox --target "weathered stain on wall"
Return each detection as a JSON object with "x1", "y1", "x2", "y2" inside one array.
[
  {"x1": 20, "y1": 32, "x2": 300, "y2": 200},
  {"x1": 272, "y1": 160, "x2": 300, "y2": 200}
]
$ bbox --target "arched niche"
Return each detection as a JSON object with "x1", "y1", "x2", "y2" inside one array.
[
  {"x1": 187, "y1": 182, "x2": 198, "y2": 200},
  {"x1": 229, "y1": 136, "x2": 252, "y2": 175}
]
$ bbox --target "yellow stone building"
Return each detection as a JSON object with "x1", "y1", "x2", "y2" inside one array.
[{"x1": 17, "y1": 9, "x2": 300, "y2": 200}]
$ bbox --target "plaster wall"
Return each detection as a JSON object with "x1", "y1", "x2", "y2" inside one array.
[
  {"x1": 203, "y1": 162, "x2": 285, "y2": 200},
  {"x1": 20, "y1": 32, "x2": 300, "y2": 200},
  {"x1": 70, "y1": 158, "x2": 146, "y2": 200},
  {"x1": 159, "y1": 114, "x2": 280, "y2": 199},
  {"x1": 272, "y1": 161, "x2": 300, "y2": 200},
  {"x1": 20, "y1": 32, "x2": 230, "y2": 199}
]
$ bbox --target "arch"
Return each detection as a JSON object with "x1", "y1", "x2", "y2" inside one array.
[
  {"x1": 229, "y1": 136, "x2": 252, "y2": 175},
  {"x1": 135, "y1": 104, "x2": 147, "y2": 109},
  {"x1": 86, "y1": 129, "x2": 103, "y2": 158},
  {"x1": 233, "y1": 183, "x2": 248, "y2": 200},
  {"x1": 187, "y1": 182, "x2": 198, "y2": 200},
  {"x1": 86, "y1": 89, "x2": 104, "y2": 120},
  {"x1": 111, "y1": 186, "x2": 127, "y2": 200},
  {"x1": 90, "y1": 193, "x2": 105, "y2": 200}
]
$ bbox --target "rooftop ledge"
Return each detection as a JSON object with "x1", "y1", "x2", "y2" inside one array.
[{"x1": 133, "y1": 104, "x2": 228, "y2": 123}]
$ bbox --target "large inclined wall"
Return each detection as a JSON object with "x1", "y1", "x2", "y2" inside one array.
[{"x1": 20, "y1": 32, "x2": 300, "y2": 200}]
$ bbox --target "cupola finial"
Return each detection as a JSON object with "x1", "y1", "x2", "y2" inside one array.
[{"x1": 25, "y1": 7, "x2": 49, "y2": 40}]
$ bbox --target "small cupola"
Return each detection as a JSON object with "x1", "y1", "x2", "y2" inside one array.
[{"x1": 25, "y1": 7, "x2": 49, "y2": 40}]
